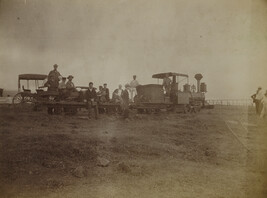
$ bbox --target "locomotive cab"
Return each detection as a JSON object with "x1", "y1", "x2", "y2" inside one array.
[{"x1": 152, "y1": 72, "x2": 191, "y2": 105}]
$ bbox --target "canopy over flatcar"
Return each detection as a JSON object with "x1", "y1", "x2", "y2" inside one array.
[
  {"x1": 152, "y1": 72, "x2": 188, "y2": 79},
  {"x1": 18, "y1": 74, "x2": 47, "y2": 80}
]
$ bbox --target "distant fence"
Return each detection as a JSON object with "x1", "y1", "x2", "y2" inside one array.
[{"x1": 206, "y1": 99, "x2": 253, "y2": 106}]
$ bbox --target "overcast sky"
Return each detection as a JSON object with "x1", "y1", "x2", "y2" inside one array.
[{"x1": 0, "y1": 0, "x2": 266, "y2": 99}]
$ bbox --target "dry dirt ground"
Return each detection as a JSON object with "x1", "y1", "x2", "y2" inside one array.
[{"x1": 0, "y1": 105, "x2": 266, "y2": 198}]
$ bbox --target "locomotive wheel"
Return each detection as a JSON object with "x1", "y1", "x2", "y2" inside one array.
[{"x1": 183, "y1": 105, "x2": 190, "y2": 114}]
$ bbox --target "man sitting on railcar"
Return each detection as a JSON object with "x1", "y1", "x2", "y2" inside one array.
[
  {"x1": 65, "y1": 75, "x2": 81, "y2": 99},
  {"x1": 66, "y1": 75, "x2": 76, "y2": 91},
  {"x1": 97, "y1": 86, "x2": 107, "y2": 103},
  {"x1": 59, "y1": 77, "x2": 67, "y2": 89}
]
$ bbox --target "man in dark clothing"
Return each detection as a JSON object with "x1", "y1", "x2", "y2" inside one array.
[
  {"x1": 121, "y1": 84, "x2": 130, "y2": 118},
  {"x1": 86, "y1": 82, "x2": 97, "y2": 101},
  {"x1": 103, "y1": 83, "x2": 110, "y2": 102},
  {"x1": 251, "y1": 87, "x2": 264, "y2": 115},
  {"x1": 48, "y1": 64, "x2": 61, "y2": 91},
  {"x1": 162, "y1": 73, "x2": 171, "y2": 96},
  {"x1": 86, "y1": 82, "x2": 98, "y2": 119}
]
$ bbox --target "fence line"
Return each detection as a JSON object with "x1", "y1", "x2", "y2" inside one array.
[{"x1": 206, "y1": 99, "x2": 253, "y2": 106}]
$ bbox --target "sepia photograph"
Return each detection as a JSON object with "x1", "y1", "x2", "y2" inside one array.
[{"x1": 0, "y1": 0, "x2": 266, "y2": 197}]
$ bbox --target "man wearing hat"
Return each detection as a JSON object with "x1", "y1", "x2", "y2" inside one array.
[
  {"x1": 48, "y1": 64, "x2": 61, "y2": 91},
  {"x1": 66, "y1": 75, "x2": 75, "y2": 91},
  {"x1": 130, "y1": 75, "x2": 139, "y2": 102}
]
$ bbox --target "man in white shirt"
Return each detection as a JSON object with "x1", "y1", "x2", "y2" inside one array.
[
  {"x1": 130, "y1": 75, "x2": 139, "y2": 102},
  {"x1": 118, "y1": 84, "x2": 123, "y2": 96},
  {"x1": 58, "y1": 77, "x2": 66, "y2": 89}
]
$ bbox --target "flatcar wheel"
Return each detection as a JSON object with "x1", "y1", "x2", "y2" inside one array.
[
  {"x1": 47, "y1": 107, "x2": 53, "y2": 114},
  {"x1": 54, "y1": 107, "x2": 62, "y2": 115},
  {"x1": 64, "y1": 107, "x2": 77, "y2": 115},
  {"x1": 145, "y1": 109, "x2": 152, "y2": 114},
  {"x1": 137, "y1": 109, "x2": 144, "y2": 114},
  {"x1": 70, "y1": 108, "x2": 78, "y2": 115}
]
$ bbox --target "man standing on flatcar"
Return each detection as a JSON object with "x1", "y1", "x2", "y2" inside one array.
[
  {"x1": 130, "y1": 75, "x2": 139, "y2": 102},
  {"x1": 48, "y1": 64, "x2": 61, "y2": 91}
]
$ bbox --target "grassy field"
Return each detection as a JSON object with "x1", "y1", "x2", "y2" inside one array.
[{"x1": 0, "y1": 105, "x2": 266, "y2": 198}]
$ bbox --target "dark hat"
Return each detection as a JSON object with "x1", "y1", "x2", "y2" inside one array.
[
  {"x1": 125, "y1": 83, "x2": 130, "y2": 88},
  {"x1": 89, "y1": 82, "x2": 93, "y2": 85},
  {"x1": 104, "y1": 83, "x2": 107, "y2": 86},
  {"x1": 67, "y1": 75, "x2": 74, "y2": 79},
  {"x1": 53, "y1": 64, "x2": 58, "y2": 67},
  {"x1": 62, "y1": 77, "x2": 66, "y2": 80}
]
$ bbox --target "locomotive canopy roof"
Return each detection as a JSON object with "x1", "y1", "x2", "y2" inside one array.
[
  {"x1": 18, "y1": 74, "x2": 47, "y2": 80},
  {"x1": 152, "y1": 72, "x2": 188, "y2": 79}
]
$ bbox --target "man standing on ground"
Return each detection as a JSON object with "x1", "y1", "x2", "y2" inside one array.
[
  {"x1": 260, "y1": 91, "x2": 267, "y2": 119},
  {"x1": 48, "y1": 64, "x2": 61, "y2": 91},
  {"x1": 121, "y1": 84, "x2": 130, "y2": 118},
  {"x1": 130, "y1": 75, "x2": 139, "y2": 102},
  {"x1": 86, "y1": 82, "x2": 98, "y2": 119},
  {"x1": 253, "y1": 87, "x2": 264, "y2": 115}
]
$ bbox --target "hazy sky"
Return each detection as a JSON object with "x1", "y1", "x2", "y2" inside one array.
[{"x1": 0, "y1": 0, "x2": 266, "y2": 99}]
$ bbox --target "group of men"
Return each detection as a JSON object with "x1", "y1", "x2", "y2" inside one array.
[
  {"x1": 46, "y1": 64, "x2": 99, "y2": 103},
  {"x1": 251, "y1": 87, "x2": 267, "y2": 118},
  {"x1": 97, "y1": 84, "x2": 110, "y2": 103},
  {"x1": 111, "y1": 75, "x2": 139, "y2": 103},
  {"x1": 46, "y1": 64, "x2": 77, "y2": 93},
  {"x1": 45, "y1": 64, "x2": 141, "y2": 118}
]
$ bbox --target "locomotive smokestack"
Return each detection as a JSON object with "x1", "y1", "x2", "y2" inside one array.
[{"x1": 194, "y1": 73, "x2": 203, "y2": 93}]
